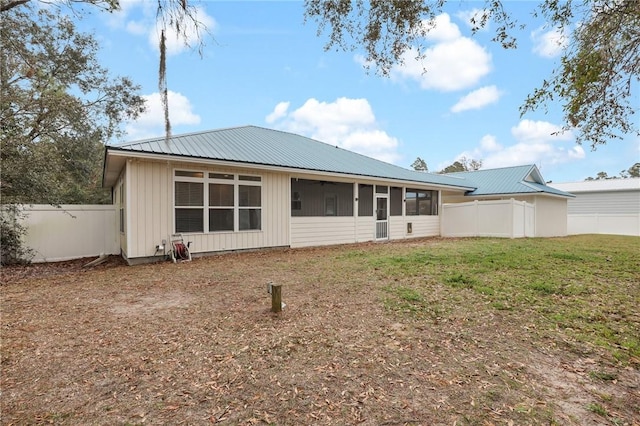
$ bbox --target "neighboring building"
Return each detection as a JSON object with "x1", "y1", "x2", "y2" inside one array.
[
  {"x1": 550, "y1": 178, "x2": 640, "y2": 236},
  {"x1": 102, "y1": 125, "x2": 573, "y2": 264}
]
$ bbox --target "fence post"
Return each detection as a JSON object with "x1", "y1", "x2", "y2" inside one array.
[{"x1": 271, "y1": 283, "x2": 282, "y2": 313}]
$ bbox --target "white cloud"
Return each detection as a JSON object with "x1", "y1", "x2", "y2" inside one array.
[
  {"x1": 480, "y1": 134, "x2": 502, "y2": 152},
  {"x1": 531, "y1": 26, "x2": 568, "y2": 58},
  {"x1": 265, "y1": 101, "x2": 290, "y2": 123},
  {"x1": 451, "y1": 85, "x2": 502, "y2": 113},
  {"x1": 390, "y1": 14, "x2": 492, "y2": 91},
  {"x1": 125, "y1": 90, "x2": 201, "y2": 140},
  {"x1": 265, "y1": 97, "x2": 401, "y2": 163},
  {"x1": 511, "y1": 119, "x2": 573, "y2": 143},
  {"x1": 125, "y1": 20, "x2": 148, "y2": 36},
  {"x1": 422, "y1": 13, "x2": 461, "y2": 42},
  {"x1": 447, "y1": 119, "x2": 585, "y2": 171}
]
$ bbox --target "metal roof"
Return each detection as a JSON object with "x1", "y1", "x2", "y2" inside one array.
[
  {"x1": 550, "y1": 178, "x2": 640, "y2": 193},
  {"x1": 104, "y1": 126, "x2": 572, "y2": 198},
  {"x1": 446, "y1": 165, "x2": 574, "y2": 198},
  {"x1": 106, "y1": 125, "x2": 473, "y2": 189}
]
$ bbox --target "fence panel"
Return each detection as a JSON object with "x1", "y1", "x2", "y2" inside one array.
[
  {"x1": 442, "y1": 200, "x2": 535, "y2": 238},
  {"x1": 18, "y1": 205, "x2": 119, "y2": 263}
]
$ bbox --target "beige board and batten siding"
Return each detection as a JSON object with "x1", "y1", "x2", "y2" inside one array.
[{"x1": 125, "y1": 159, "x2": 290, "y2": 259}]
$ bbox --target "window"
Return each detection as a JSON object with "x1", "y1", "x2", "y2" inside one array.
[
  {"x1": 239, "y1": 184, "x2": 261, "y2": 230},
  {"x1": 174, "y1": 170, "x2": 262, "y2": 233},
  {"x1": 175, "y1": 181, "x2": 204, "y2": 232},
  {"x1": 209, "y1": 183, "x2": 234, "y2": 231},
  {"x1": 119, "y1": 182, "x2": 125, "y2": 233},
  {"x1": 406, "y1": 189, "x2": 438, "y2": 216}
]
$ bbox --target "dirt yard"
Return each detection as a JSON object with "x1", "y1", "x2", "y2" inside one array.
[{"x1": 1, "y1": 237, "x2": 638, "y2": 425}]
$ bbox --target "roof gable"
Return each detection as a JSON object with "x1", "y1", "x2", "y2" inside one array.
[{"x1": 446, "y1": 165, "x2": 574, "y2": 198}]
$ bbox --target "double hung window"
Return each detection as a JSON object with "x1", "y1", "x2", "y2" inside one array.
[{"x1": 174, "y1": 170, "x2": 261, "y2": 233}]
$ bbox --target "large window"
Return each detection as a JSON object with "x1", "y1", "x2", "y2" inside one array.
[
  {"x1": 406, "y1": 189, "x2": 438, "y2": 216},
  {"x1": 174, "y1": 170, "x2": 261, "y2": 233}
]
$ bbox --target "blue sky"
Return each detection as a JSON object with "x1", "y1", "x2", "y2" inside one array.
[{"x1": 76, "y1": 0, "x2": 638, "y2": 183}]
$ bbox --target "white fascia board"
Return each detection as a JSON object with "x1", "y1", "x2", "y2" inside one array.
[{"x1": 467, "y1": 192, "x2": 572, "y2": 200}]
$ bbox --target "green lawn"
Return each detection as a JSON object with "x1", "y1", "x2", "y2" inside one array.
[{"x1": 358, "y1": 235, "x2": 640, "y2": 363}]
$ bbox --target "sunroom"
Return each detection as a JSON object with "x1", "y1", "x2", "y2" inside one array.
[{"x1": 289, "y1": 177, "x2": 441, "y2": 247}]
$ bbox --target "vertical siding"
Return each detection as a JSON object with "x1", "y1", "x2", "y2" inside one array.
[
  {"x1": 126, "y1": 160, "x2": 289, "y2": 259},
  {"x1": 128, "y1": 160, "x2": 171, "y2": 257}
]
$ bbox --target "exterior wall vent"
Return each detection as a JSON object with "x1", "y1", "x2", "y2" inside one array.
[{"x1": 407, "y1": 222, "x2": 413, "y2": 234}]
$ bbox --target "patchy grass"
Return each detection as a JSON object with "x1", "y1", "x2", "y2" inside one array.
[{"x1": 1, "y1": 235, "x2": 638, "y2": 425}]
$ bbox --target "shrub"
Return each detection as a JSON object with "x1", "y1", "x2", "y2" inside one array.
[{"x1": 1, "y1": 205, "x2": 34, "y2": 265}]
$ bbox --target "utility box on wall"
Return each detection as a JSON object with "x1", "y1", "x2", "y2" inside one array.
[{"x1": 407, "y1": 222, "x2": 412, "y2": 234}]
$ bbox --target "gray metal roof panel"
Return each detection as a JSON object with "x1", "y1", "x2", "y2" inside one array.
[
  {"x1": 447, "y1": 165, "x2": 574, "y2": 197},
  {"x1": 108, "y1": 125, "x2": 474, "y2": 189}
]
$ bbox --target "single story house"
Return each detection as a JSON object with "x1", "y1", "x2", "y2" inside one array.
[
  {"x1": 102, "y1": 125, "x2": 573, "y2": 264},
  {"x1": 549, "y1": 178, "x2": 640, "y2": 236}
]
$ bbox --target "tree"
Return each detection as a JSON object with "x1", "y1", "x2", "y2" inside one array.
[
  {"x1": 586, "y1": 162, "x2": 640, "y2": 180},
  {"x1": 304, "y1": 0, "x2": 640, "y2": 149},
  {"x1": 0, "y1": 4, "x2": 146, "y2": 263},
  {"x1": 0, "y1": 4, "x2": 145, "y2": 205},
  {"x1": 411, "y1": 157, "x2": 428, "y2": 172},
  {"x1": 439, "y1": 157, "x2": 482, "y2": 174},
  {"x1": 1, "y1": 0, "x2": 209, "y2": 140},
  {"x1": 620, "y1": 162, "x2": 640, "y2": 178}
]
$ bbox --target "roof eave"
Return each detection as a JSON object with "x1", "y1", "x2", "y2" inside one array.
[
  {"x1": 104, "y1": 148, "x2": 475, "y2": 191},
  {"x1": 465, "y1": 191, "x2": 574, "y2": 199}
]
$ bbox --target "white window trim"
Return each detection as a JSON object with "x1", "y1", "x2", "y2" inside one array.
[{"x1": 173, "y1": 169, "x2": 262, "y2": 234}]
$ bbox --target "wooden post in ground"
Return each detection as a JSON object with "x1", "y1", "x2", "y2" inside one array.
[{"x1": 271, "y1": 283, "x2": 282, "y2": 313}]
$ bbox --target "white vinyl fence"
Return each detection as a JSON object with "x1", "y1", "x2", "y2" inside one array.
[
  {"x1": 442, "y1": 199, "x2": 535, "y2": 238},
  {"x1": 17, "y1": 205, "x2": 119, "y2": 263},
  {"x1": 567, "y1": 214, "x2": 640, "y2": 237}
]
